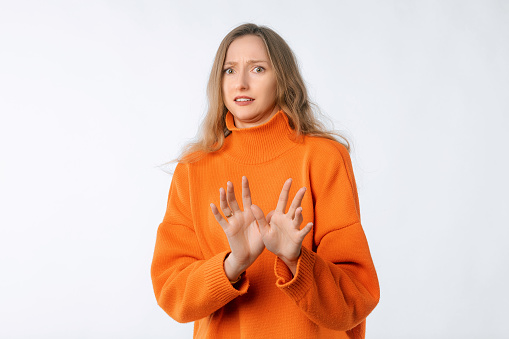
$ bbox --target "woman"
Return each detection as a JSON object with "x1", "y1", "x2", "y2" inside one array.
[{"x1": 151, "y1": 23, "x2": 380, "y2": 338}]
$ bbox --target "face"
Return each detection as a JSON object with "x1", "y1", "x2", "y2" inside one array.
[{"x1": 222, "y1": 35, "x2": 279, "y2": 129}]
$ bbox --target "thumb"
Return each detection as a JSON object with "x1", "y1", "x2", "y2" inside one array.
[
  {"x1": 250, "y1": 204, "x2": 269, "y2": 235},
  {"x1": 266, "y1": 210, "x2": 275, "y2": 224}
]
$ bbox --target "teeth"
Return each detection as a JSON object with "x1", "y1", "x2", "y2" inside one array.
[{"x1": 235, "y1": 98, "x2": 253, "y2": 101}]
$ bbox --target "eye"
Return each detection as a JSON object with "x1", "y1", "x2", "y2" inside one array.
[
  {"x1": 253, "y1": 66, "x2": 264, "y2": 73},
  {"x1": 224, "y1": 68, "x2": 234, "y2": 75}
]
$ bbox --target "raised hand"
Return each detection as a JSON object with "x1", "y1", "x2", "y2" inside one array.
[
  {"x1": 250, "y1": 178, "x2": 313, "y2": 275},
  {"x1": 210, "y1": 176, "x2": 265, "y2": 281}
]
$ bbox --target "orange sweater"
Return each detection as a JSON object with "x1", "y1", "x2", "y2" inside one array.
[{"x1": 151, "y1": 110, "x2": 380, "y2": 338}]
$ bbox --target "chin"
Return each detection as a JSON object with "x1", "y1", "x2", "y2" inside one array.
[{"x1": 234, "y1": 111, "x2": 264, "y2": 121}]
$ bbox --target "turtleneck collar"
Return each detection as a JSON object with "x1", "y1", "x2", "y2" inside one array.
[{"x1": 221, "y1": 109, "x2": 299, "y2": 164}]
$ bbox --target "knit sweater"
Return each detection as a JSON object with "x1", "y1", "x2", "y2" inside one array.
[{"x1": 151, "y1": 110, "x2": 380, "y2": 338}]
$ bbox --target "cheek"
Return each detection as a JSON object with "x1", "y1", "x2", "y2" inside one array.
[
  {"x1": 267, "y1": 79, "x2": 277, "y2": 101},
  {"x1": 221, "y1": 83, "x2": 227, "y2": 104},
  {"x1": 221, "y1": 80, "x2": 227, "y2": 96},
  {"x1": 261, "y1": 79, "x2": 274, "y2": 94},
  {"x1": 268, "y1": 76, "x2": 277, "y2": 93}
]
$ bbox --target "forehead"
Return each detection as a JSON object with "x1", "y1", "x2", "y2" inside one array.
[{"x1": 224, "y1": 35, "x2": 269, "y2": 63}]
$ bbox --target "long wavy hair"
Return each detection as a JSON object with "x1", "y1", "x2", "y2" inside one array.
[{"x1": 161, "y1": 23, "x2": 351, "y2": 167}]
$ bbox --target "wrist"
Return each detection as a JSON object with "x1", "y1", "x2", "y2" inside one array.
[
  {"x1": 224, "y1": 253, "x2": 247, "y2": 281},
  {"x1": 228, "y1": 271, "x2": 245, "y2": 284},
  {"x1": 280, "y1": 251, "x2": 301, "y2": 276}
]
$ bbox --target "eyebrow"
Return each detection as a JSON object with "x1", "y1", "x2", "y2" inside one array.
[{"x1": 223, "y1": 60, "x2": 269, "y2": 66}]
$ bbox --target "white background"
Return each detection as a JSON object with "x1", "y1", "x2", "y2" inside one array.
[{"x1": 1, "y1": 1, "x2": 508, "y2": 338}]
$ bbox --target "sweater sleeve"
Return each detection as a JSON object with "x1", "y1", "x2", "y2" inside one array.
[
  {"x1": 150, "y1": 162, "x2": 249, "y2": 323},
  {"x1": 274, "y1": 142, "x2": 380, "y2": 331}
]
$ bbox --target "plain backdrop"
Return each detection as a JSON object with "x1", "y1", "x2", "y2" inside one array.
[{"x1": 1, "y1": 1, "x2": 508, "y2": 338}]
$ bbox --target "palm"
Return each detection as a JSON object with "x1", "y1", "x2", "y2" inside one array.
[
  {"x1": 251, "y1": 178, "x2": 313, "y2": 264},
  {"x1": 222, "y1": 210, "x2": 264, "y2": 265},
  {"x1": 210, "y1": 177, "x2": 265, "y2": 270},
  {"x1": 260, "y1": 212, "x2": 303, "y2": 261}
]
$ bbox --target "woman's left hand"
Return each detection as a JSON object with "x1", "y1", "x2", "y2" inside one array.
[{"x1": 250, "y1": 178, "x2": 313, "y2": 275}]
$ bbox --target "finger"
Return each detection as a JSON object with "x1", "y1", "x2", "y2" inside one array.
[
  {"x1": 298, "y1": 222, "x2": 313, "y2": 241},
  {"x1": 226, "y1": 181, "x2": 242, "y2": 213},
  {"x1": 210, "y1": 203, "x2": 229, "y2": 230},
  {"x1": 292, "y1": 207, "x2": 304, "y2": 229},
  {"x1": 219, "y1": 187, "x2": 233, "y2": 217},
  {"x1": 275, "y1": 178, "x2": 293, "y2": 213},
  {"x1": 287, "y1": 187, "x2": 307, "y2": 219},
  {"x1": 250, "y1": 204, "x2": 269, "y2": 235},
  {"x1": 241, "y1": 176, "x2": 252, "y2": 209}
]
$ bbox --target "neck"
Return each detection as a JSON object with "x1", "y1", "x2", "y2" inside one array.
[{"x1": 221, "y1": 109, "x2": 298, "y2": 164}]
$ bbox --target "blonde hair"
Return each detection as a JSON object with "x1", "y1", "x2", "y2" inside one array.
[{"x1": 162, "y1": 23, "x2": 350, "y2": 167}]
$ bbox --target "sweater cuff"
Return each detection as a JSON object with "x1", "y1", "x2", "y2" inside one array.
[
  {"x1": 204, "y1": 251, "x2": 249, "y2": 304},
  {"x1": 274, "y1": 246, "x2": 315, "y2": 301}
]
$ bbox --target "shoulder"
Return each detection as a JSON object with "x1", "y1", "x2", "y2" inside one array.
[
  {"x1": 171, "y1": 162, "x2": 190, "y2": 191},
  {"x1": 303, "y1": 135, "x2": 357, "y2": 189},
  {"x1": 174, "y1": 148, "x2": 225, "y2": 173},
  {"x1": 303, "y1": 135, "x2": 352, "y2": 166},
  {"x1": 178, "y1": 149, "x2": 210, "y2": 165}
]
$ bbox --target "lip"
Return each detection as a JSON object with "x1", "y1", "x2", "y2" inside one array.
[{"x1": 234, "y1": 96, "x2": 255, "y2": 106}]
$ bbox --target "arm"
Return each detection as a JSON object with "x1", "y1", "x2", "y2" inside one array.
[
  {"x1": 150, "y1": 163, "x2": 249, "y2": 323},
  {"x1": 253, "y1": 143, "x2": 380, "y2": 331},
  {"x1": 281, "y1": 143, "x2": 379, "y2": 330},
  {"x1": 274, "y1": 224, "x2": 379, "y2": 331}
]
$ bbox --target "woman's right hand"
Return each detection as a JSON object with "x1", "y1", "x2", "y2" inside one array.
[{"x1": 210, "y1": 176, "x2": 265, "y2": 282}]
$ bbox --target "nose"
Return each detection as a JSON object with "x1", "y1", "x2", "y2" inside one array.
[{"x1": 235, "y1": 69, "x2": 249, "y2": 90}]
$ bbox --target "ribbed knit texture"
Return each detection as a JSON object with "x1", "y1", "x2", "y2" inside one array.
[{"x1": 151, "y1": 110, "x2": 380, "y2": 338}]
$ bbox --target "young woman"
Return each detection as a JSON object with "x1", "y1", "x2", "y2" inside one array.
[{"x1": 151, "y1": 23, "x2": 380, "y2": 338}]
